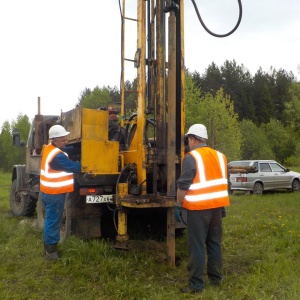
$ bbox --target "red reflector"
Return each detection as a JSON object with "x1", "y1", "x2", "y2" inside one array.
[
  {"x1": 236, "y1": 177, "x2": 247, "y2": 182},
  {"x1": 80, "y1": 187, "x2": 102, "y2": 196}
]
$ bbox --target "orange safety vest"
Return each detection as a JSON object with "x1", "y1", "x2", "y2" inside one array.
[
  {"x1": 182, "y1": 147, "x2": 230, "y2": 210},
  {"x1": 40, "y1": 143, "x2": 74, "y2": 194}
]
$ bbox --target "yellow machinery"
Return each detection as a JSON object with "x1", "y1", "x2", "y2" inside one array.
[
  {"x1": 10, "y1": 1, "x2": 186, "y2": 267},
  {"x1": 10, "y1": 1, "x2": 243, "y2": 266},
  {"x1": 112, "y1": 0, "x2": 186, "y2": 265}
]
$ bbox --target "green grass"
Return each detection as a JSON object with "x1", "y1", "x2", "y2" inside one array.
[{"x1": 1, "y1": 172, "x2": 300, "y2": 299}]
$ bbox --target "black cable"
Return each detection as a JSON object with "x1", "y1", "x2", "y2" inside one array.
[
  {"x1": 118, "y1": 0, "x2": 124, "y2": 106},
  {"x1": 190, "y1": 0, "x2": 243, "y2": 38},
  {"x1": 180, "y1": 214, "x2": 187, "y2": 225},
  {"x1": 118, "y1": 0, "x2": 122, "y2": 16}
]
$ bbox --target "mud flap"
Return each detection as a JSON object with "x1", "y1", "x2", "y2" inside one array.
[{"x1": 71, "y1": 216, "x2": 101, "y2": 239}]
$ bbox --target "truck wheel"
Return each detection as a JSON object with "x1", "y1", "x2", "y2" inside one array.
[
  {"x1": 10, "y1": 179, "x2": 36, "y2": 216},
  {"x1": 37, "y1": 192, "x2": 72, "y2": 244},
  {"x1": 59, "y1": 193, "x2": 72, "y2": 244},
  {"x1": 37, "y1": 192, "x2": 45, "y2": 229},
  {"x1": 253, "y1": 182, "x2": 263, "y2": 195}
]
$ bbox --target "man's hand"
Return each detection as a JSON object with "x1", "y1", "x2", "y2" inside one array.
[{"x1": 175, "y1": 205, "x2": 182, "y2": 222}]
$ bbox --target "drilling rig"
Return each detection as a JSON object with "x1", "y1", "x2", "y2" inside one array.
[{"x1": 10, "y1": 0, "x2": 186, "y2": 266}]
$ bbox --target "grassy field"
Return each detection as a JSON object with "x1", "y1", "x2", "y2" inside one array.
[{"x1": 1, "y1": 172, "x2": 300, "y2": 300}]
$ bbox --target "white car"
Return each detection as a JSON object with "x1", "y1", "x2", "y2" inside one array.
[{"x1": 228, "y1": 160, "x2": 300, "y2": 195}]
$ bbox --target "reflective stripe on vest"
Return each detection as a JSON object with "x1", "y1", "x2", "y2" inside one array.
[
  {"x1": 183, "y1": 148, "x2": 229, "y2": 210},
  {"x1": 40, "y1": 144, "x2": 74, "y2": 194}
]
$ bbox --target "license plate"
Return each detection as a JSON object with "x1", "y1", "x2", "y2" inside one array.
[{"x1": 86, "y1": 195, "x2": 114, "y2": 203}]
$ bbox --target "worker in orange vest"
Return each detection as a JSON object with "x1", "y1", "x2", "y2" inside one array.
[
  {"x1": 40, "y1": 125, "x2": 81, "y2": 260},
  {"x1": 176, "y1": 124, "x2": 230, "y2": 293}
]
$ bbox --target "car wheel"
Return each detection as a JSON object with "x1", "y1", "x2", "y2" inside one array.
[
  {"x1": 291, "y1": 179, "x2": 300, "y2": 192},
  {"x1": 253, "y1": 182, "x2": 263, "y2": 195}
]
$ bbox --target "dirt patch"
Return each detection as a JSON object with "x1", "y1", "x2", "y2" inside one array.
[{"x1": 127, "y1": 239, "x2": 168, "y2": 262}]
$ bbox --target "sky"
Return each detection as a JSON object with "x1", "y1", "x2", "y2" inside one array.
[{"x1": 0, "y1": 0, "x2": 299, "y2": 127}]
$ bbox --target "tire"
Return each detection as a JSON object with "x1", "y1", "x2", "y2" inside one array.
[
  {"x1": 59, "y1": 193, "x2": 72, "y2": 244},
  {"x1": 37, "y1": 192, "x2": 72, "y2": 244},
  {"x1": 253, "y1": 182, "x2": 263, "y2": 195},
  {"x1": 10, "y1": 179, "x2": 36, "y2": 217},
  {"x1": 37, "y1": 192, "x2": 45, "y2": 229},
  {"x1": 291, "y1": 179, "x2": 300, "y2": 192}
]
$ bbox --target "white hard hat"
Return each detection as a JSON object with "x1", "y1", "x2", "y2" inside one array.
[
  {"x1": 186, "y1": 124, "x2": 208, "y2": 139},
  {"x1": 49, "y1": 125, "x2": 70, "y2": 139}
]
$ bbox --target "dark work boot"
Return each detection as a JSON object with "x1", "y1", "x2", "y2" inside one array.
[{"x1": 44, "y1": 243, "x2": 59, "y2": 260}]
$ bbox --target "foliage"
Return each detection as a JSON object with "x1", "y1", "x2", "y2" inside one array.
[
  {"x1": 184, "y1": 73, "x2": 202, "y2": 128},
  {"x1": 192, "y1": 62, "x2": 223, "y2": 95},
  {"x1": 239, "y1": 117, "x2": 297, "y2": 163},
  {"x1": 262, "y1": 119, "x2": 296, "y2": 164},
  {"x1": 220, "y1": 60, "x2": 255, "y2": 121},
  {"x1": 77, "y1": 87, "x2": 92, "y2": 106},
  {"x1": 0, "y1": 122, "x2": 10, "y2": 171},
  {"x1": 1, "y1": 171, "x2": 300, "y2": 299},
  {"x1": 12, "y1": 113, "x2": 31, "y2": 142},
  {"x1": 78, "y1": 85, "x2": 112, "y2": 109},
  {"x1": 185, "y1": 74, "x2": 242, "y2": 161},
  {"x1": 189, "y1": 61, "x2": 299, "y2": 164},
  {"x1": 0, "y1": 114, "x2": 30, "y2": 172},
  {"x1": 252, "y1": 68, "x2": 276, "y2": 124},
  {"x1": 12, "y1": 113, "x2": 30, "y2": 163},
  {"x1": 78, "y1": 82, "x2": 137, "y2": 119},
  {"x1": 284, "y1": 143, "x2": 300, "y2": 166},
  {"x1": 123, "y1": 79, "x2": 137, "y2": 115},
  {"x1": 239, "y1": 119, "x2": 274, "y2": 160},
  {"x1": 192, "y1": 60, "x2": 295, "y2": 126},
  {"x1": 270, "y1": 68, "x2": 295, "y2": 122},
  {"x1": 283, "y1": 82, "x2": 300, "y2": 131}
]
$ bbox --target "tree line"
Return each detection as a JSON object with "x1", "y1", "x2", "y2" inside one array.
[{"x1": 1, "y1": 60, "x2": 300, "y2": 172}]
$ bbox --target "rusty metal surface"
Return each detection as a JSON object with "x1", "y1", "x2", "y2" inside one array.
[
  {"x1": 167, "y1": 9, "x2": 177, "y2": 198},
  {"x1": 33, "y1": 114, "x2": 44, "y2": 151},
  {"x1": 114, "y1": 240, "x2": 129, "y2": 251},
  {"x1": 166, "y1": 207, "x2": 176, "y2": 267},
  {"x1": 120, "y1": 193, "x2": 175, "y2": 208},
  {"x1": 61, "y1": 107, "x2": 82, "y2": 141},
  {"x1": 155, "y1": 0, "x2": 167, "y2": 164}
]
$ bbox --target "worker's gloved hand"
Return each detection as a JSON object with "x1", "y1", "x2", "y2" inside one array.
[
  {"x1": 175, "y1": 205, "x2": 182, "y2": 222},
  {"x1": 221, "y1": 207, "x2": 226, "y2": 218}
]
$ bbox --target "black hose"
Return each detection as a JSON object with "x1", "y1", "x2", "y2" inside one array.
[{"x1": 190, "y1": 0, "x2": 243, "y2": 38}]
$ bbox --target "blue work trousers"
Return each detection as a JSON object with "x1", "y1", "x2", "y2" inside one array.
[
  {"x1": 186, "y1": 207, "x2": 223, "y2": 290},
  {"x1": 42, "y1": 192, "x2": 65, "y2": 245}
]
